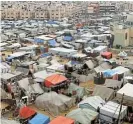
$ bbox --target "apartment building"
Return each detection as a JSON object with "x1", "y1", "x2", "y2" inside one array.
[
  {"x1": 88, "y1": 3, "x2": 99, "y2": 14},
  {"x1": 34, "y1": 9, "x2": 48, "y2": 20},
  {"x1": 124, "y1": 2, "x2": 133, "y2": 11}
]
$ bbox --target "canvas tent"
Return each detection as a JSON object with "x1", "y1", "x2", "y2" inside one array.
[
  {"x1": 29, "y1": 113, "x2": 50, "y2": 124},
  {"x1": 50, "y1": 116, "x2": 74, "y2": 124},
  {"x1": 92, "y1": 85, "x2": 115, "y2": 101},
  {"x1": 44, "y1": 74, "x2": 67, "y2": 88},
  {"x1": 35, "y1": 92, "x2": 75, "y2": 116},
  {"x1": 99, "y1": 101, "x2": 127, "y2": 124},
  {"x1": 78, "y1": 96, "x2": 105, "y2": 111},
  {"x1": 104, "y1": 79, "x2": 122, "y2": 89},
  {"x1": 67, "y1": 83, "x2": 85, "y2": 98},
  {"x1": 116, "y1": 83, "x2": 133, "y2": 106},
  {"x1": 66, "y1": 108, "x2": 98, "y2": 124}
]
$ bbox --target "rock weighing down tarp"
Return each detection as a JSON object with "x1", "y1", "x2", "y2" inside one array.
[
  {"x1": 66, "y1": 108, "x2": 98, "y2": 124},
  {"x1": 78, "y1": 96, "x2": 105, "y2": 111},
  {"x1": 35, "y1": 91, "x2": 75, "y2": 116}
]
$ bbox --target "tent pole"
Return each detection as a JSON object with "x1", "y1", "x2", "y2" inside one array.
[{"x1": 116, "y1": 93, "x2": 124, "y2": 124}]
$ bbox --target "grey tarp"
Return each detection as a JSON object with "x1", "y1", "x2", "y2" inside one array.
[
  {"x1": 1, "y1": 88, "x2": 8, "y2": 99},
  {"x1": 104, "y1": 79, "x2": 122, "y2": 89},
  {"x1": 1, "y1": 119, "x2": 20, "y2": 124},
  {"x1": 94, "y1": 62, "x2": 112, "y2": 73},
  {"x1": 85, "y1": 60, "x2": 94, "y2": 69},
  {"x1": 71, "y1": 72, "x2": 95, "y2": 82},
  {"x1": 66, "y1": 108, "x2": 98, "y2": 124},
  {"x1": 78, "y1": 96, "x2": 105, "y2": 111},
  {"x1": 35, "y1": 92, "x2": 75, "y2": 116},
  {"x1": 92, "y1": 85, "x2": 115, "y2": 101},
  {"x1": 67, "y1": 83, "x2": 85, "y2": 98}
]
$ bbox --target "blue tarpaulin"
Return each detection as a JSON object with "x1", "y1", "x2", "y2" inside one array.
[
  {"x1": 40, "y1": 53, "x2": 50, "y2": 58},
  {"x1": 48, "y1": 39, "x2": 56, "y2": 46},
  {"x1": 63, "y1": 36, "x2": 73, "y2": 41},
  {"x1": 47, "y1": 21, "x2": 57, "y2": 25},
  {"x1": 6, "y1": 56, "x2": 15, "y2": 61},
  {"x1": 28, "y1": 113, "x2": 50, "y2": 124},
  {"x1": 34, "y1": 38, "x2": 44, "y2": 43},
  {"x1": 103, "y1": 69, "x2": 118, "y2": 77},
  {"x1": 71, "y1": 61, "x2": 79, "y2": 65}
]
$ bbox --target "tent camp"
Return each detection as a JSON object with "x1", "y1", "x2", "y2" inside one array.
[
  {"x1": 104, "y1": 79, "x2": 122, "y2": 89},
  {"x1": 50, "y1": 116, "x2": 74, "y2": 124},
  {"x1": 92, "y1": 85, "x2": 115, "y2": 101},
  {"x1": 78, "y1": 96, "x2": 105, "y2": 111},
  {"x1": 35, "y1": 92, "x2": 75, "y2": 116},
  {"x1": 44, "y1": 74, "x2": 67, "y2": 88},
  {"x1": 67, "y1": 83, "x2": 85, "y2": 98},
  {"x1": 29, "y1": 113, "x2": 50, "y2": 124},
  {"x1": 116, "y1": 83, "x2": 133, "y2": 106},
  {"x1": 99, "y1": 101, "x2": 127, "y2": 124},
  {"x1": 66, "y1": 108, "x2": 98, "y2": 124}
]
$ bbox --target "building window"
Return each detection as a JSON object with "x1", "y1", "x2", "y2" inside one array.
[{"x1": 125, "y1": 33, "x2": 127, "y2": 40}]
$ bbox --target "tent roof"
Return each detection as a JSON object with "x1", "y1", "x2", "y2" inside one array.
[
  {"x1": 29, "y1": 113, "x2": 50, "y2": 124},
  {"x1": 19, "y1": 106, "x2": 36, "y2": 119},
  {"x1": 85, "y1": 60, "x2": 94, "y2": 69},
  {"x1": 101, "y1": 52, "x2": 112, "y2": 56},
  {"x1": 67, "y1": 108, "x2": 98, "y2": 124},
  {"x1": 45, "y1": 74, "x2": 67, "y2": 87},
  {"x1": 50, "y1": 116, "x2": 74, "y2": 124},
  {"x1": 92, "y1": 85, "x2": 114, "y2": 101},
  {"x1": 1, "y1": 119, "x2": 20, "y2": 124}
]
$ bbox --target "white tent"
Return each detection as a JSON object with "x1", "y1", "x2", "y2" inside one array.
[
  {"x1": 99, "y1": 101, "x2": 127, "y2": 124},
  {"x1": 7, "y1": 43, "x2": 21, "y2": 49},
  {"x1": 116, "y1": 83, "x2": 133, "y2": 106},
  {"x1": 35, "y1": 92, "x2": 75, "y2": 116},
  {"x1": 93, "y1": 46, "x2": 107, "y2": 53},
  {"x1": 78, "y1": 96, "x2": 105, "y2": 111},
  {"x1": 46, "y1": 64, "x2": 64, "y2": 73},
  {"x1": 118, "y1": 51, "x2": 127, "y2": 57},
  {"x1": 0, "y1": 63, "x2": 11, "y2": 74},
  {"x1": 1, "y1": 119, "x2": 20, "y2": 124}
]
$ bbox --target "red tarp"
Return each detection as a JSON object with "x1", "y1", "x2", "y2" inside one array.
[
  {"x1": 50, "y1": 116, "x2": 74, "y2": 124},
  {"x1": 19, "y1": 106, "x2": 36, "y2": 119},
  {"x1": 44, "y1": 74, "x2": 67, "y2": 88},
  {"x1": 101, "y1": 52, "x2": 112, "y2": 59}
]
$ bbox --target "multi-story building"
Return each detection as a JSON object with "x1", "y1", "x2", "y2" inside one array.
[
  {"x1": 19, "y1": 9, "x2": 34, "y2": 19},
  {"x1": 110, "y1": 13, "x2": 133, "y2": 47},
  {"x1": 34, "y1": 9, "x2": 48, "y2": 20},
  {"x1": 124, "y1": 2, "x2": 133, "y2": 11},
  {"x1": 88, "y1": 3, "x2": 99, "y2": 14}
]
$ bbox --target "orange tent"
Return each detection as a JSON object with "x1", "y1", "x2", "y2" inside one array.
[
  {"x1": 50, "y1": 116, "x2": 74, "y2": 124},
  {"x1": 101, "y1": 52, "x2": 112, "y2": 59},
  {"x1": 44, "y1": 74, "x2": 67, "y2": 88},
  {"x1": 19, "y1": 106, "x2": 36, "y2": 119}
]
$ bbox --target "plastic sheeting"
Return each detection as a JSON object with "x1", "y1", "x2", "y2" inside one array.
[
  {"x1": 48, "y1": 39, "x2": 57, "y2": 47},
  {"x1": 63, "y1": 36, "x2": 73, "y2": 41},
  {"x1": 29, "y1": 113, "x2": 50, "y2": 124},
  {"x1": 66, "y1": 108, "x2": 98, "y2": 124},
  {"x1": 92, "y1": 85, "x2": 114, "y2": 101},
  {"x1": 35, "y1": 92, "x2": 75, "y2": 116},
  {"x1": 78, "y1": 96, "x2": 105, "y2": 111},
  {"x1": 1, "y1": 119, "x2": 20, "y2": 124}
]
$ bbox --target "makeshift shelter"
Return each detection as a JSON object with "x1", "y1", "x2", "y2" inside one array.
[
  {"x1": 29, "y1": 113, "x2": 50, "y2": 124},
  {"x1": 104, "y1": 79, "x2": 122, "y2": 90},
  {"x1": 35, "y1": 92, "x2": 75, "y2": 116},
  {"x1": 94, "y1": 62, "x2": 112, "y2": 73},
  {"x1": 46, "y1": 64, "x2": 64, "y2": 73},
  {"x1": 44, "y1": 74, "x2": 67, "y2": 88},
  {"x1": 99, "y1": 101, "x2": 127, "y2": 124},
  {"x1": 50, "y1": 116, "x2": 74, "y2": 124},
  {"x1": 1, "y1": 88, "x2": 8, "y2": 99},
  {"x1": 19, "y1": 106, "x2": 36, "y2": 119},
  {"x1": 101, "y1": 52, "x2": 112, "y2": 59},
  {"x1": 118, "y1": 51, "x2": 127, "y2": 57},
  {"x1": 78, "y1": 96, "x2": 105, "y2": 111},
  {"x1": 116, "y1": 83, "x2": 133, "y2": 106},
  {"x1": 0, "y1": 63, "x2": 11, "y2": 74},
  {"x1": 84, "y1": 60, "x2": 94, "y2": 69},
  {"x1": 1, "y1": 119, "x2": 20, "y2": 124},
  {"x1": 93, "y1": 46, "x2": 107, "y2": 53},
  {"x1": 1, "y1": 73, "x2": 16, "y2": 81},
  {"x1": 66, "y1": 108, "x2": 98, "y2": 124},
  {"x1": 92, "y1": 85, "x2": 115, "y2": 101},
  {"x1": 67, "y1": 83, "x2": 85, "y2": 98}
]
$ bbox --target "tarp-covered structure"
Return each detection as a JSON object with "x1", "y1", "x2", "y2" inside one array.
[
  {"x1": 92, "y1": 85, "x2": 115, "y2": 101},
  {"x1": 99, "y1": 101, "x2": 127, "y2": 123},
  {"x1": 84, "y1": 60, "x2": 94, "y2": 69},
  {"x1": 101, "y1": 52, "x2": 112, "y2": 59},
  {"x1": 1, "y1": 119, "x2": 20, "y2": 124},
  {"x1": 35, "y1": 92, "x2": 75, "y2": 116},
  {"x1": 50, "y1": 116, "x2": 74, "y2": 124},
  {"x1": 67, "y1": 83, "x2": 85, "y2": 98},
  {"x1": 78, "y1": 96, "x2": 105, "y2": 111},
  {"x1": 29, "y1": 113, "x2": 50, "y2": 124},
  {"x1": 1, "y1": 88, "x2": 8, "y2": 99},
  {"x1": 104, "y1": 79, "x2": 122, "y2": 89},
  {"x1": 66, "y1": 108, "x2": 98, "y2": 124},
  {"x1": 44, "y1": 74, "x2": 67, "y2": 88},
  {"x1": 116, "y1": 83, "x2": 133, "y2": 106},
  {"x1": 0, "y1": 62, "x2": 11, "y2": 74}
]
